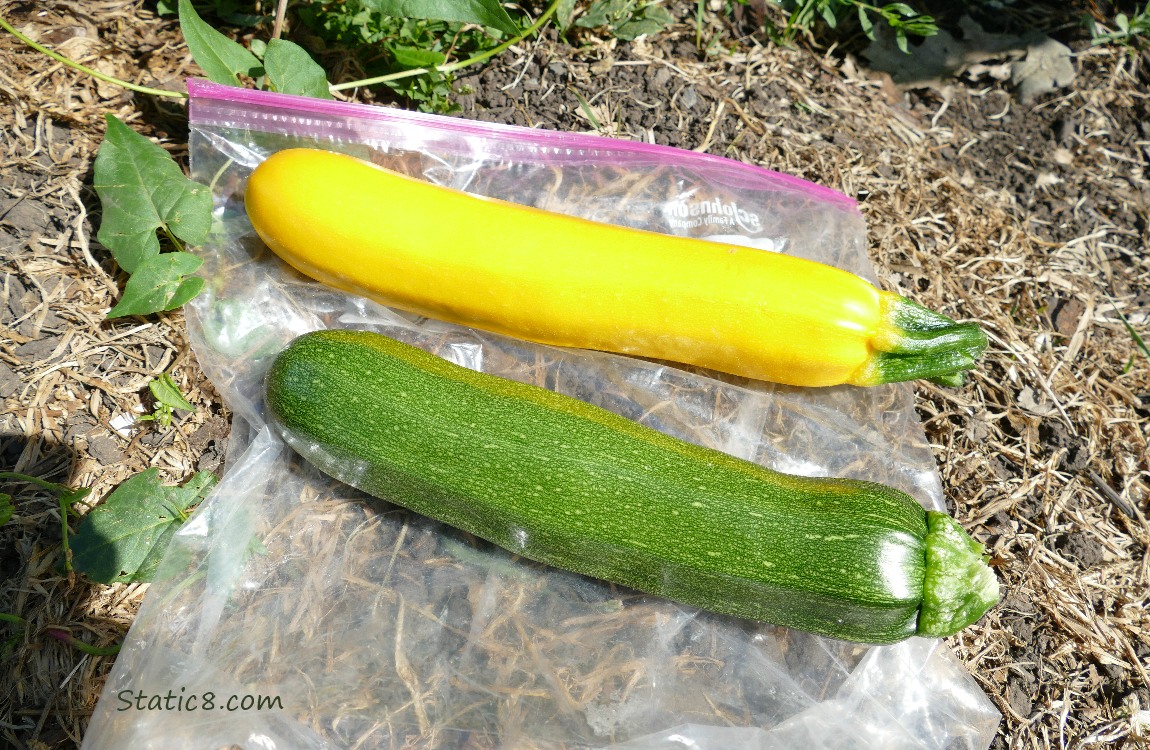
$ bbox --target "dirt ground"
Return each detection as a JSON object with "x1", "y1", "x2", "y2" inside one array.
[{"x1": 1, "y1": 1, "x2": 1148, "y2": 748}]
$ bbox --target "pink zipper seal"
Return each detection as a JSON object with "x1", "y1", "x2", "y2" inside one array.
[{"x1": 187, "y1": 79, "x2": 858, "y2": 210}]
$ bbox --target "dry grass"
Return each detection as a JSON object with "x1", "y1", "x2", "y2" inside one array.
[
  {"x1": 687, "y1": 40, "x2": 1149, "y2": 747},
  {"x1": 1, "y1": 4, "x2": 226, "y2": 746},
  {"x1": 2, "y1": 1, "x2": 1149, "y2": 748}
]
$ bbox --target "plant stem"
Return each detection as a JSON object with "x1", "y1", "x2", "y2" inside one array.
[
  {"x1": 330, "y1": 0, "x2": 561, "y2": 92},
  {"x1": 59, "y1": 496, "x2": 73, "y2": 573},
  {"x1": 847, "y1": 294, "x2": 988, "y2": 386},
  {"x1": 272, "y1": 0, "x2": 289, "y2": 40},
  {"x1": 570, "y1": 88, "x2": 601, "y2": 129},
  {"x1": 0, "y1": 472, "x2": 67, "y2": 494},
  {"x1": 209, "y1": 157, "x2": 236, "y2": 193},
  {"x1": 695, "y1": 0, "x2": 704, "y2": 51},
  {"x1": 1, "y1": 473, "x2": 87, "y2": 573},
  {"x1": 1104, "y1": 292, "x2": 1150, "y2": 362},
  {"x1": 0, "y1": 614, "x2": 26, "y2": 655},
  {"x1": 161, "y1": 224, "x2": 187, "y2": 254},
  {"x1": 0, "y1": 14, "x2": 188, "y2": 99},
  {"x1": 43, "y1": 628, "x2": 122, "y2": 656}
]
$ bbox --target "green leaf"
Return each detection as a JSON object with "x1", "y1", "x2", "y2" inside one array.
[
  {"x1": 363, "y1": 0, "x2": 519, "y2": 35},
  {"x1": 169, "y1": 471, "x2": 218, "y2": 505},
  {"x1": 857, "y1": 6, "x2": 874, "y2": 37},
  {"x1": 70, "y1": 468, "x2": 218, "y2": 584},
  {"x1": 820, "y1": 4, "x2": 837, "y2": 28},
  {"x1": 571, "y1": 88, "x2": 601, "y2": 128},
  {"x1": 577, "y1": 0, "x2": 621, "y2": 28},
  {"x1": 556, "y1": 0, "x2": 579, "y2": 30},
  {"x1": 107, "y1": 252, "x2": 205, "y2": 318},
  {"x1": 128, "y1": 521, "x2": 182, "y2": 583},
  {"x1": 903, "y1": 17, "x2": 938, "y2": 36},
  {"x1": 157, "y1": 0, "x2": 177, "y2": 14},
  {"x1": 149, "y1": 373, "x2": 195, "y2": 412},
  {"x1": 0, "y1": 494, "x2": 12, "y2": 526},
  {"x1": 179, "y1": 0, "x2": 264, "y2": 86},
  {"x1": 883, "y1": 2, "x2": 919, "y2": 16},
  {"x1": 641, "y1": 6, "x2": 675, "y2": 26},
  {"x1": 390, "y1": 44, "x2": 448, "y2": 68},
  {"x1": 1106, "y1": 295, "x2": 1150, "y2": 362},
  {"x1": 94, "y1": 115, "x2": 212, "y2": 274},
  {"x1": 60, "y1": 487, "x2": 92, "y2": 509},
  {"x1": 131, "y1": 472, "x2": 218, "y2": 582},
  {"x1": 263, "y1": 39, "x2": 332, "y2": 98},
  {"x1": 615, "y1": 12, "x2": 672, "y2": 40}
]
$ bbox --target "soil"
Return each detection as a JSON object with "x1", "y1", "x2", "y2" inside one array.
[{"x1": 1, "y1": 1, "x2": 1148, "y2": 749}]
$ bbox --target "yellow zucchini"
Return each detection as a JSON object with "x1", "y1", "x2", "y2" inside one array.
[{"x1": 245, "y1": 148, "x2": 986, "y2": 387}]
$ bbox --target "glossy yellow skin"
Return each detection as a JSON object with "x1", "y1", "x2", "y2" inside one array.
[{"x1": 245, "y1": 148, "x2": 894, "y2": 387}]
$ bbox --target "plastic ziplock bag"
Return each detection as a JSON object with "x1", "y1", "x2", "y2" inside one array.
[{"x1": 82, "y1": 80, "x2": 999, "y2": 750}]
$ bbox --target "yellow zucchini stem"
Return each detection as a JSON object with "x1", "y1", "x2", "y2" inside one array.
[{"x1": 850, "y1": 294, "x2": 989, "y2": 387}]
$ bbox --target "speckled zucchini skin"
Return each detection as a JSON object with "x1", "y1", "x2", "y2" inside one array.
[{"x1": 266, "y1": 329, "x2": 939, "y2": 644}]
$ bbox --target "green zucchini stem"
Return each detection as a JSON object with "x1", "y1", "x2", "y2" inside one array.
[
  {"x1": 852, "y1": 294, "x2": 989, "y2": 386},
  {"x1": 916, "y1": 511, "x2": 999, "y2": 637}
]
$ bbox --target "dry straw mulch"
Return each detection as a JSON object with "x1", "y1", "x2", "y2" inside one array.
[{"x1": 2, "y1": 1, "x2": 1149, "y2": 748}]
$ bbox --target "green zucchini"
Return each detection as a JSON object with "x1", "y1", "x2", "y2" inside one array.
[{"x1": 265, "y1": 329, "x2": 999, "y2": 644}]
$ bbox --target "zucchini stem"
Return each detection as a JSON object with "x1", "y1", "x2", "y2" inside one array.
[
  {"x1": 851, "y1": 293, "x2": 989, "y2": 386},
  {"x1": 916, "y1": 511, "x2": 999, "y2": 637}
]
